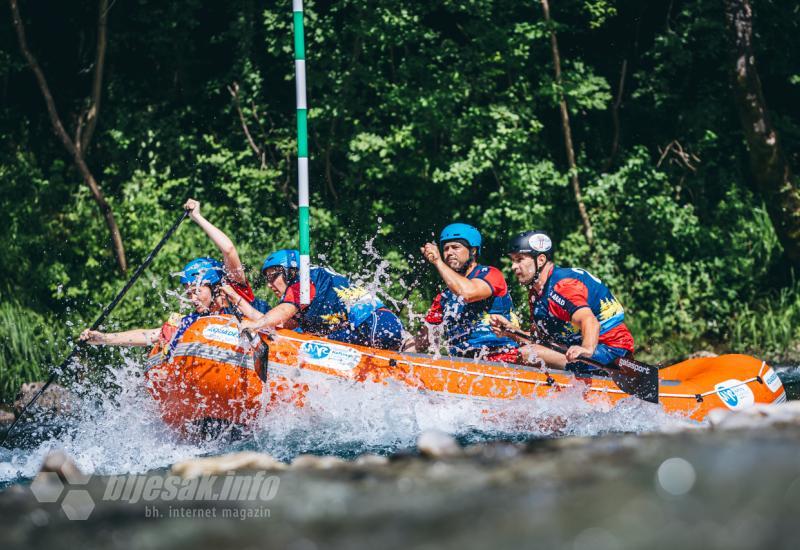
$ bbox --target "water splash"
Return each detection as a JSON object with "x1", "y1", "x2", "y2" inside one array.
[{"x1": 1, "y1": 235, "x2": 698, "y2": 486}]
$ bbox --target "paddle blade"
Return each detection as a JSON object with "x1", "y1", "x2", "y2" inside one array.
[{"x1": 610, "y1": 357, "x2": 659, "y2": 404}]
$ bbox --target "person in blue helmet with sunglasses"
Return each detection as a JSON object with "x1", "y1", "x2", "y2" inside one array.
[
  {"x1": 80, "y1": 257, "x2": 253, "y2": 359},
  {"x1": 238, "y1": 249, "x2": 404, "y2": 350},
  {"x1": 404, "y1": 223, "x2": 520, "y2": 361}
]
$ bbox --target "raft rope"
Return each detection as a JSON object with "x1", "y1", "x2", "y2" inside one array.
[
  {"x1": 272, "y1": 333, "x2": 624, "y2": 396},
  {"x1": 272, "y1": 334, "x2": 770, "y2": 401}
]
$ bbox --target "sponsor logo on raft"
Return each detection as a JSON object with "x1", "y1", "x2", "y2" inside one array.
[
  {"x1": 300, "y1": 340, "x2": 362, "y2": 371},
  {"x1": 763, "y1": 368, "x2": 783, "y2": 393},
  {"x1": 714, "y1": 378, "x2": 756, "y2": 410},
  {"x1": 202, "y1": 324, "x2": 241, "y2": 346}
]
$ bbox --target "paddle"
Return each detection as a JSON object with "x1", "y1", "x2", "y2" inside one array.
[
  {"x1": 0, "y1": 210, "x2": 189, "y2": 447},
  {"x1": 502, "y1": 327, "x2": 660, "y2": 404}
]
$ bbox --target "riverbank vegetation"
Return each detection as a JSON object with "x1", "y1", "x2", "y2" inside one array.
[{"x1": 1, "y1": 0, "x2": 799, "y2": 402}]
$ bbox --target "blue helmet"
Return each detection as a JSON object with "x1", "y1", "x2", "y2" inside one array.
[
  {"x1": 440, "y1": 223, "x2": 482, "y2": 254},
  {"x1": 180, "y1": 257, "x2": 224, "y2": 285},
  {"x1": 261, "y1": 249, "x2": 300, "y2": 273}
]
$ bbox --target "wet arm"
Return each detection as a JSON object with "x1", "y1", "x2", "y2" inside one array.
[
  {"x1": 571, "y1": 308, "x2": 599, "y2": 355},
  {"x1": 186, "y1": 201, "x2": 246, "y2": 284},
  {"x1": 433, "y1": 260, "x2": 492, "y2": 303},
  {"x1": 243, "y1": 303, "x2": 298, "y2": 332},
  {"x1": 221, "y1": 285, "x2": 263, "y2": 321},
  {"x1": 81, "y1": 328, "x2": 160, "y2": 347}
]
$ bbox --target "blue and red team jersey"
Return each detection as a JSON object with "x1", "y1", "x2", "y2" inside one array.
[
  {"x1": 425, "y1": 264, "x2": 519, "y2": 357},
  {"x1": 529, "y1": 266, "x2": 634, "y2": 354},
  {"x1": 281, "y1": 266, "x2": 404, "y2": 350}
]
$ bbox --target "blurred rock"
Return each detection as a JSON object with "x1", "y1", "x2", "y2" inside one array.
[
  {"x1": 171, "y1": 451, "x2": 287, "y2": 479},
  {"x1": 686, "y1": 350, "x2": 719, "y2": 359},
  {"x1": 40, "y1": 450, "x2": 89, "y2": 485},
  {"x1": 0, "y1": 409, "x2": 14, "y2": 425},
  {"x1": 707, "y1": 401, "x2": 800, "y2": 430},
  {"x1": 354, "y1": 453, "x2": 389, "y2": 467},
  {"x1": 417, "y1": 429, "x2": 462, "y2": 458},
  {"x1": 290, "y1": 454, "x2": 348, "y2": 470},
  {"x1": 14, "y1": 382, "x2": 77, "y2": 416}
]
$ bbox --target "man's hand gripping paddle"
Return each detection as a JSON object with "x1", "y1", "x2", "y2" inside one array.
[{"x1": 503, "y1": 327, "x2": 660, "y2": 404}]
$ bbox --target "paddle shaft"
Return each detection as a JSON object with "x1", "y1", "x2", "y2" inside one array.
[
  {"x1": 503, "y1": 327, "x2": 612, "y2": 370},
  {"x1": 1, "y1": 211, "x2": 189, "y2": 447}
]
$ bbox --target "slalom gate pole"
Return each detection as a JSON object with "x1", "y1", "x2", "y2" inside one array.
[{"x1": 293, "y1": 0, "x2": 311, "y2": 305}]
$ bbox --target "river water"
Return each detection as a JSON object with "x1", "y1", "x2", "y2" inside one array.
[{"x1": 1, "y1": 357, "x2": 798, "y2": 488}]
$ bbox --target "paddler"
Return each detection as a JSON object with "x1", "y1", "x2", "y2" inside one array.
[
  {"x1": 238, "y1": 249, "x2": 404, "y2": 350},
  {"x1": 183, "y1": 198, "x2": 270, "y2": 314},
  {"x1": 491, "y1": 230, "x2": 635, "y2": 372},
  {"x1": 79, "y1": 257, "x2": 251, "y2": 354},
  {"x1": 404, "y1": 223, "x2": 520, "y2": 361}
]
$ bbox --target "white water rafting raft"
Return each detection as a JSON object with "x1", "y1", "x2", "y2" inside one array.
[{"x1": 144, "y1": 315, "x2": 787, "y2": 435}]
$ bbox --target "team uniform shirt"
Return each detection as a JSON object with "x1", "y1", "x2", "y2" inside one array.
[
  {"x1": 280, "y1": 266, "x2": 403, "y2": 349},
  {"x1": 529, "y1": 266, "x2": 634, "y2": 353},
  {"x1": 425, "y1": 264, "x2": 519, "y2": 357}
]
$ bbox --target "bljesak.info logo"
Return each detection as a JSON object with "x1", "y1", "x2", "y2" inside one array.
[{"x1": 29, "y1": 470, "x2": 280, "y2": 521}]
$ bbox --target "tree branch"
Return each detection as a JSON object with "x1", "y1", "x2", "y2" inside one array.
[
  {"x1": 227, "y1": 81, "x2": 265, "y2": 168},
  {"x1": 604, "y1": 58, "x2": 627, "y2": 171},
  {"x1": 78, "y1": 0, "x2": 108, "y2": 153},
  {"x1": 540, "y1": 0, "x2": 593, "y2": 247},
  {"x1": 9, "y1": 0, "x2": 126, "y2": 272}
]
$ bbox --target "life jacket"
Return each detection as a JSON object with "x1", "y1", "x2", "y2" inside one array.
[
  {"x1": 529, "y1": 266, "x2": 634, "y2": 352},
  {"x1": 146, "y1": 314, "x2": 267, "y2": 378},
  {"x1": 282, "y1": 266, "x2": 387, "y2": 334},
  {"x1": 425, "y1": 264, "x2": 519, "y2": 356}
]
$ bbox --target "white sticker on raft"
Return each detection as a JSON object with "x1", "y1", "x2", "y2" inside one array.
[
  {"x1": 202, "y1": 324, "x2": 240, "y2": 346},
  {"x1": 300, "y1": 340, "x2": 363, "y2": 371},
  {"x1": 714, "y1": 379, "x2": 756, "y2": 410},
  {"x1": 763, "y1": 367, "x2": 783, "y2": 393}
]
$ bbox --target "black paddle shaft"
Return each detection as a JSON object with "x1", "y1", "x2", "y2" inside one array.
[
  {"x1": 504, "y1": 327, "x2": 660, "y2": 404},
  {"x1": 0, "y1": 210, "x2": 189, "y2": 447}
]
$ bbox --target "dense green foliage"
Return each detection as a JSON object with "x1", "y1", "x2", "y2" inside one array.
[{"x1": 1, "y1": 0, "x2": 799, "y2": 401}]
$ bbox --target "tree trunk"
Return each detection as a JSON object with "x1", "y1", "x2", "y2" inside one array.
[
  {"x1": 540, "y1": 0, "x2": 594, "y2": 247},
  {"x1": 9, "y1": 0, "x2": 127, "y2": 272},
  {"x1": 724, "y1": 0, "x2": 800, "y2": 267},
  {"x1": 77, "y1": 0, "x2": 108, "y2": 154}
]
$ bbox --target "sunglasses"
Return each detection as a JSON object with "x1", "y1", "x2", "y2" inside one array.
[{"x1": 263, "y1": 269, "x2": 283, "y2": 283}]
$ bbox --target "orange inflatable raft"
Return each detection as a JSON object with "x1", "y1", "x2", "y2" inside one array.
[{"x1": 144, "y1": 315, "x2": 787, "y2": 435}]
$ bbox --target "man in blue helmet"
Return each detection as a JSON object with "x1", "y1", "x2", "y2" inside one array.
[
  {"x1": 238, "y1": 250, "x2": 404, "y2": 350},
  {"x1": 183, "y1": 199, "x2": 270, "y2": 314},
  {"x1": 80, "y1": 257, "x2": 252, "y2": 356},
  {"x1": 405, "y1": 223, "x2": 520, "y2": 361}
]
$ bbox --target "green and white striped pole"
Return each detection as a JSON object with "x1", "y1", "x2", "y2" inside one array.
[{"x1": 293, "y1": 0, "x2": 311, "y2": 305}]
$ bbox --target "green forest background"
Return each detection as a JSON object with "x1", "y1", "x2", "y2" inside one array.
[{"x1": 1, "y1": 0, "x2": 799, "y2": 403}]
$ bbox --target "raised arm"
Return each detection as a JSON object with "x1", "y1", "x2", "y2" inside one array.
[{"x1": 184, "y1": 198, "x2": 246, "y2": 285}]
